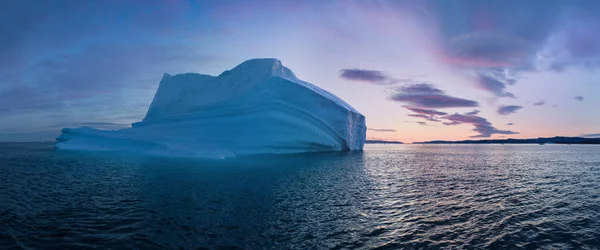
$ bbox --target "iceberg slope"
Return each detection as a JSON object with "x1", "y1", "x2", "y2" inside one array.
[{"x1": 56, "y1": 58, "x2": 366, "y2": 158}]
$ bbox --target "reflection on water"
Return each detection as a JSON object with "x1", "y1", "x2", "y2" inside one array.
[{"x1": 1, "y1": 143, "x2": 599, "y2": 249}]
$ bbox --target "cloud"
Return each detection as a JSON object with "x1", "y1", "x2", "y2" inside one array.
[
  {"x1": 404, "y1": 106, "x2": 447, "y2": 122},
  {"x1": 0, "y1": 85, "x2": 64, "y2": 114},
  {"x1": 0, "y1": 1, "x2": 195, "y2": 70},
  {"x1": 404, "y1": 107, "x2": 448, "y2": 116},
  {"x1": 340, "y1": 69, "x2": 387, "y2": 83},
  {"x1": 368, "y1": 128, "x2": 397, "y2": 132},
  {"x1": 408, "y1": 114, "x2": 441, "y2": 122},
  {"x1": 445, "y1": 32, "x2": 534, "y2": 68},
  {"x1": 392, "y1": 93, "x2": 480, "y2": 108},
  {"x1": 533, "y1": 100, "x2": 545, "y2": 105},
  {"x1": 507, "y1": 123, "x2": 514, "y2": 126},
  {"x1": 0, "y1": 0, "x2": 222, "y2": 141},
  {"x1": 406, "y1": 121, "x2": 430, "y2": 126},
  {"x1": 339, "y1": 69, "x2": 416, "y2": 85},
  {"x1": 477, "y1": 74, "x2": 516, "y2": 98},
  {"x1": 465, "y1": 110, "x2": 480, "y2": 115},
  {"x1": 442, "y1": 113, "x2": 519, "y2": 138},
  {"x1": 390, "y1": 83, "x2": 479, "y2": 108},
  {"x1": 497, "y1": 105, "x2": 523, "y2": 116},
  {"x1": 574, "y1": 96, "x2": 584, "y2": 101},
  {"x1": 0, "y1": 0, "x2": 213, "y2": 118},
  {"x1": 432, "y1": 0, "x2": 572, "y2": 49},
  {"x1": 397, "y1": 83, "x2": 443, "y2": 95},
  {"x1": 0, "y1": 45, "x2": 212, "y2": 115},
  {"x1": 431, "y1": 3, "x2": 600, "y2": 99},
  {"x1": 536, "y1": 17, "x2": 600, "y2": 71}
]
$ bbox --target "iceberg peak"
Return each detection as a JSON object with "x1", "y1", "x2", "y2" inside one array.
[
  {"x1": 232, "y1": 58, "x2": 282, "y2": 70},
  {"x1": 56, "y1": 58, "x2": 367, "y2": 159},
  {"x1": 221, "y1": 58, "x2": 298, "y2": 83}
]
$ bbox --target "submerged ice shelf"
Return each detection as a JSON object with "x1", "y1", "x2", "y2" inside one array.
[{"x1": 56, "y1": 59, "x2": 366, "y2": 158}]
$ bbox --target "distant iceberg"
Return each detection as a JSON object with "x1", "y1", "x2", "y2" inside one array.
[{"x1": 56, "y1": 59, "x2": 366, "y2": 158}]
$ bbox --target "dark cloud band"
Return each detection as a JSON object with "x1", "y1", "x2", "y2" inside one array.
[
  {"x1": 340, "y1": 69, "x2": 389, "y2": 84},
  {"x1": 497, "y1": 105, "x2": 523, "y2": 116},
  {"x1": 442, "y1": 112, "x2": 519, "y2": 138},
  {"x1": 391, "y1": 83, "x2": 479, "y2": 108}
]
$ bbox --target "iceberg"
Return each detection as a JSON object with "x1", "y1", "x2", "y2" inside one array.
[{"x1": 56, "y1": 59, "x2": 366, "y2": 159}]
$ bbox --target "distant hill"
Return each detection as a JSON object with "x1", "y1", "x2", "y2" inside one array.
[
  {"x1": 365, "y1": 140, "x2": 404, "y2": 144},
  {"x1": 414, "y1": 136, "x2": 600, "y2": 144}
]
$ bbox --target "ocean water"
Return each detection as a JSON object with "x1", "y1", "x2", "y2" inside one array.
[{"x1": 1, "y1": 143, "x2": 599, "y2": 249}]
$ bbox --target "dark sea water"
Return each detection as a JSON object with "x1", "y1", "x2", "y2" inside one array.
[{"x1": 1, "y1": 143, "x2": 600, "y2": 249}]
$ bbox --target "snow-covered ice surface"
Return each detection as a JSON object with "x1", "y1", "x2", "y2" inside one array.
[{"x1": 56, "y1": 59, "x2": 366, "y2": 159}]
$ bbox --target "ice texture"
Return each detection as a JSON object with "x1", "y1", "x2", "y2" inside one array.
[{"x1": 56, "y1": 59, "x2": 366, "y2": 158}]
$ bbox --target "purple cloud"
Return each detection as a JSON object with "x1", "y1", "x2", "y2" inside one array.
[
  {"x1": 405, "y1": 121, "x2": 430, "y2": 126},
  {"x1": 404, "y1": 107, "x2": 448, "y2": 116},
  {"x1": 497, "y1": 105, "x2": 523, "y2": 116},
  {"x1": 507, "y1": 123, "x2": 514, "y2": 126},
  {"x1": 398, "y1": 83, "x2": 444, "y2": 95},
  {"x1": 404, "y1": 106, "x2": 447, "y2": 123},
  {"x1": 533, "y1": 100, "x2": 545, "y2": 105},
  {"x1": 391, "y1": 83, "x2": 479, "y2": 108},
  {"x1": 340, "y1": 69, "x2": 387, "y2": 83},
  {"x1": 478, "y1": 74, "x2": 516, "y2": 98},
  {"x1": 574, "y1": 96, "x2": 584, "y2": 101},
  {"x1": 431, "y1": 0, "x2": 600, "y2": 72},
  {"x1": 408, "y1": 114, "x2": 441, "y2": 122},
  {"x1": 339, "y1": 69, "x2": 411, "y2": 85},
  {"x1": 445, "y1": 32, "x2": 534, "y2": 68},
  {"x1": 442, "y1": 113, "x2": 519, "y2": 138},
  {"x1": 538, "y1": 19, "x2": 600, "y2": 71},
  {"x1": 465, "y1": 110, "x2": 480, "y2": 115},
  {"x1": 393, "y1": 95, "x2": 480, "y2": 108}
]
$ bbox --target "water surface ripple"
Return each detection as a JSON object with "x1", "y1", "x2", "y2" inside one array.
[{"x1": 1, "y1": 143, "x2": 599, "y2": 249}]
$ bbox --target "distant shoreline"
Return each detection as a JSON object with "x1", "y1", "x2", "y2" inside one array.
[{"x1": 413, "y1": 136, "x2": 600, "y2": 145}]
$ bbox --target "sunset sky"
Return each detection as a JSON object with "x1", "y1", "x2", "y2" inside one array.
[{"x1": 1, "y1": 0, "x2": 600, "y2": 142}]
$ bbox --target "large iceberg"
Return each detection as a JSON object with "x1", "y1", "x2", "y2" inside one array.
[{"x1": 56, "y1": 59, "x2": 366, "y2": 158}]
